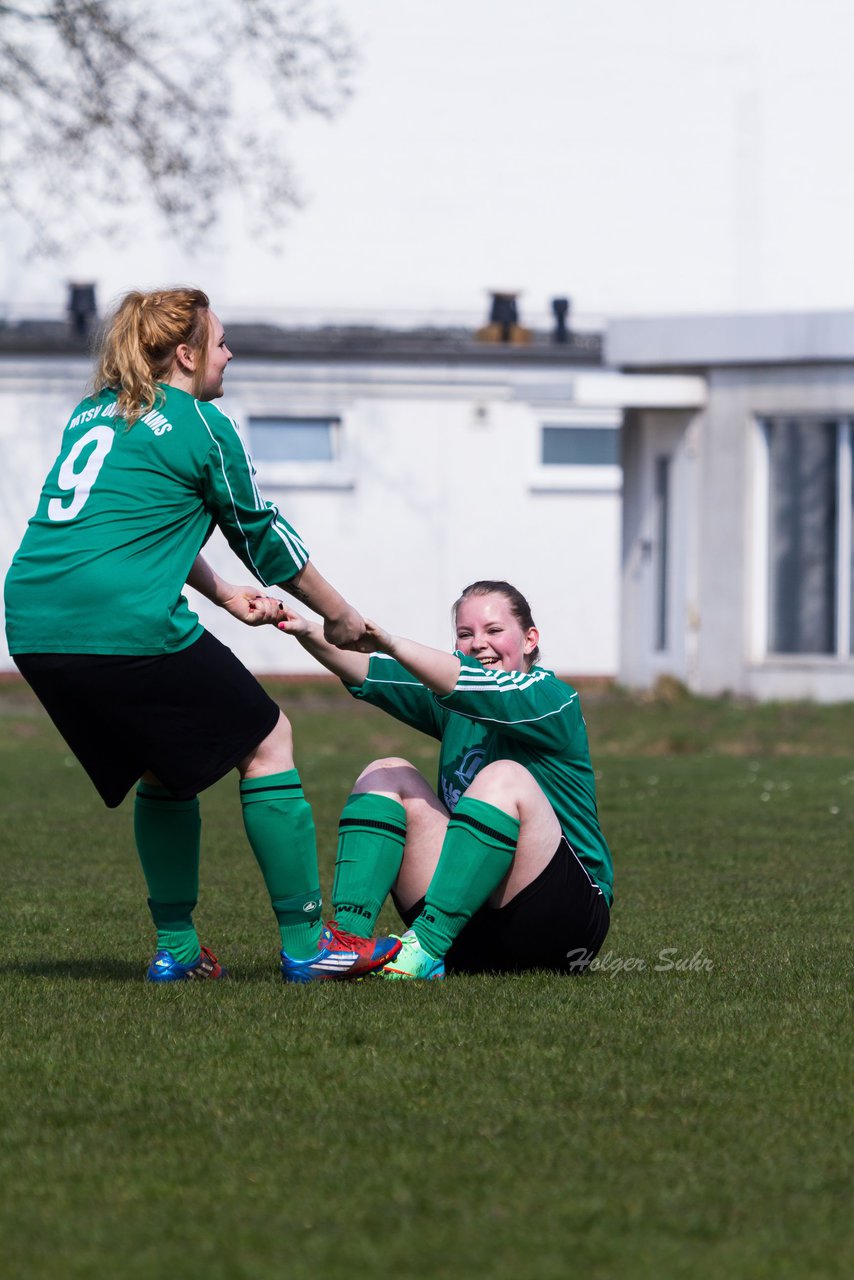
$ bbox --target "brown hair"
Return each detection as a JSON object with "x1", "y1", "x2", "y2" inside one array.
[
  {"x1": 452, "y1": 580, "x2": 541, "y2": 668},
  {"x1": 93, "y1": 287, "x2": 211, "y2": 424}
]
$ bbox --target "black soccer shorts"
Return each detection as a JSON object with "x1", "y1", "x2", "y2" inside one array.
[
  {"x1": 14, "y1": 630, "x2": 281, "y2": 807},
  {"x1": 397, "y1": 835, "x2": 611, "y2": 975}
]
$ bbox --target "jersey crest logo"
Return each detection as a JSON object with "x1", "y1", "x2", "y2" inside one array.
[
  {"x1": 442, "y1": 748, "x2": 485, "y2": 812},
  {"x1": 454, "y1": 748, "x2": 485, "y2": 787}
]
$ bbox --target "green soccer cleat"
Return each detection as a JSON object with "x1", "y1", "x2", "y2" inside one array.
[{"x1": 381, "y1": 929, "x2": 445, "y2": 980}]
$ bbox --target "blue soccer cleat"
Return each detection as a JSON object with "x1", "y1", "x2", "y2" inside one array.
[
  {"x1": 380, "y1": 929, "x2": 445, "y2": 980},
  {"x1": 146, "y1": 944, "x2": 227, "y2": 982},
  {"x1": 281, "y1": 920, "x2": 401, "y2": 983}
]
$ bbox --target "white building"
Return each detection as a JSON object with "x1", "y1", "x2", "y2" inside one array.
[
  {"x1": 1, "y1": 309, "x2": 694, "y2": 678},
  {"x1": 610, "y1": 310, "x2": 854, "y2": 702},
  {"x1": 10, "y1": 303, "x2": 850, "y2": 700}
]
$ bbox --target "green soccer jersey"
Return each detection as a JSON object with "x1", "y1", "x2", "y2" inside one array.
[
  {"x1": 4, "y1": 385, "x2": 309, "y2": 655},
  {"x1": 348, "y1": 653, "x2": 614, "y2": 905}
]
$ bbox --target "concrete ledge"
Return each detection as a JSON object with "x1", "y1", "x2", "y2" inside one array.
[{"x1": 607, "y1": 310, "x2": 854, "y2": 369}]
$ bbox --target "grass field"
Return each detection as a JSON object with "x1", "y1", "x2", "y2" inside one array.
[{"x1": 1, "y1": 678, "x2": 851, "y2": 1280}]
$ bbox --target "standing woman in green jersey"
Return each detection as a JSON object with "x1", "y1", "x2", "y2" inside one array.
[
  {"x1": 277, "y1": 580, "x2": 613, "y2": 979},
  {"x1": 3, "y1": 287, "x2": 400, "y2": 983}
]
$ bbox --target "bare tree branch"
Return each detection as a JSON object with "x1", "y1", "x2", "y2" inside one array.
[{"x1": 0, "y1": 0, "x2": 356, "y2": 256}]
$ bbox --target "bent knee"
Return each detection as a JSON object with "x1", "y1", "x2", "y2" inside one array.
[
  {"x1": 356, "y1": 756, "x2": 414, "y2": 779},
  {"x1": 240, "y1": 711, "x2": 295, "y2": 776},
  {"x1": 353, "y1": 757, "x2": 432, "y2": 801},
  {"x1": 466, "y1": 759, "x2": 539, "y2": 802},
  {"x1": 466, "y1": 760, "x2": 558, "y2": 838},
  {"x1": 266, "y1": 710, "x2": 294, "y2": 749}
]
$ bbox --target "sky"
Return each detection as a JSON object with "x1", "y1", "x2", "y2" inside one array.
[{"x1": 3, "y1": 0, "x2": 853, "y2": 326}]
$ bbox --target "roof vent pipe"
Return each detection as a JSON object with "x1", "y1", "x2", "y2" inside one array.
[
  {"x1": 68, "y1": 282, "x2": 97, "y2": 337},
  {"x1": 476, "y1": 291, "x2": 531, "y2": 344},
  {"x1": 490, "y1": 292, "x2": 519, "y2": 341},
  {"x1": 551, "y1": 297, "x2": 571, "y2": 343}
]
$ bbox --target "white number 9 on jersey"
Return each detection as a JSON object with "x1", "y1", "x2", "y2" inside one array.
[{"x1": 47, "y1": 425, "x2": 115, "y2": 522}]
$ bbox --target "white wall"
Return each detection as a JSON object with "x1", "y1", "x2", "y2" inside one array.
[{"x1": 1, "y1": 356, "x2": 622, "y2": 678}]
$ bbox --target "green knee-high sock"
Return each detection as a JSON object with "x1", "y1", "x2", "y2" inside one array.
[
  {"x1": 240, "y1": 770, "x2": 322, "y2": 959},
  {"x1": 134, "y1": 782, "x2": 201, "y2": 965},
  {"x1": 414, "y1": 796, "x2": 520, "y2": 960},
  {"x1": 332, "y1": 793, "x2": 408, "y2": 937}
]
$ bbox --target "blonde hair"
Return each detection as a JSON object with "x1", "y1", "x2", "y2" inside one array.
[{"x1": 93, "y1": 287, "x2": 211, "y2": 424}]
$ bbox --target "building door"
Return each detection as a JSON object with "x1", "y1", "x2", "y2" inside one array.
[{"x1": 621, "y1": 412, "x2": 694, "y2": 688}]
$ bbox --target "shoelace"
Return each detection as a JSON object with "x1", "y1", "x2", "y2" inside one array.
[
  {"x1": 189, "y1": 946, "x2": 219, "y2": 977},
  {"x1": 325, "y1": 922, "x2": 366, "y2": 950}
]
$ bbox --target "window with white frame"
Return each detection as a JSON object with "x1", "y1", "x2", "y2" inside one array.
[
  {"x1": 247, "y1": 414, "x2": 353, "y2": 489},
  {"x1": 762, "y1": 417, "x2": 853, "y2": 656},
  {"x1": 248, "y1": 416, "x2": 339, "y2": 463},
  {"x1": 529, "y1": 416, "x2": 622, "y2": 493},
  {"x1": 541, "y1": 424, "x2": 620, "y2": 467}
]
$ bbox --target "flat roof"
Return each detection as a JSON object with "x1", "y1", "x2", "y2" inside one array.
[
  {"x1": 606, "y1": 310, "x2": 854, "y2": 369},
  {"x1": 0, "y1": 319, "x2": 603, "y2": 367}
]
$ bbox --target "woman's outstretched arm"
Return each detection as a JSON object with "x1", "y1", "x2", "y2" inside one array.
[{"x1": 277, "y1": 605, "x2": 371, "y2": 684}]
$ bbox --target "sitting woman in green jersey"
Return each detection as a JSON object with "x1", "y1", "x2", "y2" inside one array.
[
  {"x1": 277, "y1": 580, "x2": 613, "y2": 978},
  {"x1": 4, "y1": 287, "x2": 400, "y2": 984}
]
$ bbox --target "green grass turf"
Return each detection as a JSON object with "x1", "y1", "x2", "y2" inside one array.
[{"x1": 0, "y1": 679, "x2": 851, "y2": 1279}]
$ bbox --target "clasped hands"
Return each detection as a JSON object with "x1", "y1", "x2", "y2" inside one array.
[
  {"x1": 228, "y1": 589, "x2": 390, "y2": 654},
  {"x1": 278, "y1": 601, "x2": 391, "y2": 654}
]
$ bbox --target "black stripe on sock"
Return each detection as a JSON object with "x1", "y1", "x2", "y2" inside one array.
[
  {"x1": 241, "y1": 783, "x2": 302, "y2": 796},
  {"x1": 449, "y1": 812, "x2": 518, "y2": 848},
  {"x1": 338, "y1": 817, "x2": 407, "y2": 837}
]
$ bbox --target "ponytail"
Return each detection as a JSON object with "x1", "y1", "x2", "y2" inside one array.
[{"x1": 93, "y1": 287, "x2": 210, "y2": 424}]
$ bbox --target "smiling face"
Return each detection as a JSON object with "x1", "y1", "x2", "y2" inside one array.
[
  {"x1": 194, "y1": 310, "x2": 233, "y2": 400},
  {"x1": 454, "y1": 591, "x2": 539, "y2": 673}
]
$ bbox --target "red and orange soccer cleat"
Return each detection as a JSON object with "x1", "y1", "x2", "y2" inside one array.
[{"x1": 280, "y1": 920, "x2": 401, "y2": 983}]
